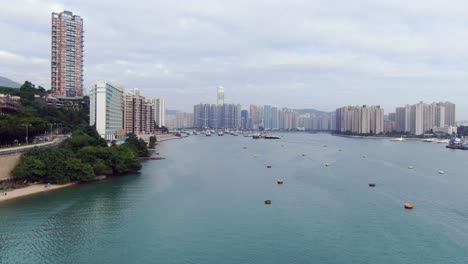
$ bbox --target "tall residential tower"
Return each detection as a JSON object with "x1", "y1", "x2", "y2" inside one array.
[
  {"x1": 217, "y1": 86, "x2": 224, "y2": 105},
  {"x1": 51, "y1": 11, "x2": 84, "y2": 97}
]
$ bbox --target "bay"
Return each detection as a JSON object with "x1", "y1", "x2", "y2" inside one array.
[{"x1": 1, "y1": 133, "x2": 468, "y2": 264}]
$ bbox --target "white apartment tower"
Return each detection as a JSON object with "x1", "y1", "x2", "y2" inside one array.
[
  {"x1": 89, "y1": 81, "x2": 124, "y2": 140},
  {"x1": 217, "y1": 86, "x2": 225, "y2": 105},
  {"x1": 148, "y1": 97, "x2": 166, "y2": 127}
]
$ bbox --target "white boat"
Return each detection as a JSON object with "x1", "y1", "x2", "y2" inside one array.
[
  {"x1": 439, "y1": 171, "x2": 445, "y2": 174},
  {"x1": 206, "y1": 131, "x2": 212, "y2": 136},
  {"x1": 422, "y1": 138, "x2": 434, "y2": 142},
  {"x1": 390, "y1": 137, "x2": 405, "y2": 142},
  {"x1": 218, "y1": 131, "x2": 224, "y2": 136}
]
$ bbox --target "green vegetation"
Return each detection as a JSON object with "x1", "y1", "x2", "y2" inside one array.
[
  {"x1": 149, "y1": 136, "x2": 157, "y2": 149},
  {"x1": 0, "y1": 81, "x2": 89, "y2": 147},
  {"x1": 12, "y1": 129, "x2": 147, "y2": 184},
  {"x1": 0, "y1": 86, "x2": 19, "y2": 95}
]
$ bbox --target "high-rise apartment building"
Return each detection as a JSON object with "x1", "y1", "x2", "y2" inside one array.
[
  {"x1": 394, "y1": 101, "x2": 455, "y2": 135},
  {"x1": 217, "y1": 86, "x2": 224, "y2": 105},
  {"x1": 123, "y1": 88, "x2": 154, "y2": 135},
  {"x1": 335, "y1": 105, "x2": 384, "y2": 134},
  {"x1": 51, "y1": 11, "x2": 84, "y2": 97},
  {"x1": 443, "y1": 102, "x2": 456, "y2": 126},
  {"x1": 241, "y1": 110, "x2": 248, "y2": 130},
  {"x1": 89, "y1": 81, "x2": 124, "y2": 140},
  {"x1": 193, "y1": 103, "x2": 241, "y2": 129},
  {"x1": 148, "y1": 97, "x2": 166, "y2": 127}
]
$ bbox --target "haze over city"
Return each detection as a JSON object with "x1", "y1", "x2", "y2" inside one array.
[{"x1": 1, "y1": 0, "x2": 468, "y2": 118}]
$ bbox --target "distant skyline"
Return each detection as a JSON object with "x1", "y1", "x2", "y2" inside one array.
[{"x1": 1, "y1": 1, "x2": 468, "y2": 119}]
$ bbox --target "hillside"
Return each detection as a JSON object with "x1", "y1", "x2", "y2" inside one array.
[
  {"x1": 0, "y1": 76, "x2": 21, "y2": 88},
  {"x1": 296, "y1": 108, "x2": 331, "y2": 116}
]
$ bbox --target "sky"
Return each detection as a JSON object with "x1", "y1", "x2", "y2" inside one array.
[{"x1": 1, "y1": 0, "x2": 468, "y2": 119}]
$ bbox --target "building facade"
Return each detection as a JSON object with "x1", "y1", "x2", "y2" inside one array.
[
  {"x1": 217, "y1": 86, "x2": 224, "y2": 105},
  {"x1": 123, "y1": 88, "x2": 154, "y2": 135},
  {"x1": 394, "y1": 101, "x2": 455, "y2": 135},
  {"x1": 335, "y1": 105, "x2": 384, "y2": 134},
  {"x1": 51, "y1": 11, "x2": 84, "y2": 97},
  {"x1": 89, "y1": 81, "x2": 124, "y2": 140},
  {"x1": 148, "y1": 97, "x2": 166, "y2": 127}
]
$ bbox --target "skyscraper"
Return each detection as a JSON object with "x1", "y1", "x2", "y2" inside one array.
[
  {"x1": 51, "y1": 11, "x2": 84, "y2": 97},
  {"x1": 148, "y1": 97, "x2": 166, "y2": 127},
  {"x1": 217, "y1": 86, "x2": 224, "y2": 105}
]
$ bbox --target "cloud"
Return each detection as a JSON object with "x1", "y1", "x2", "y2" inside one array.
[{"x1": 1, "y1": 0, "x2": 468, "y2": 118}]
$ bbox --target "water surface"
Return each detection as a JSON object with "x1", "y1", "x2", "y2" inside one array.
[{"x1": 1, "y1": 133, "x2": 468, "y2": 263}]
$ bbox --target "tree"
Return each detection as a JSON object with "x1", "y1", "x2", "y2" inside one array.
[
  {"x1": 124, "y1": 133, "x2": 150, "y2": 157},
  {"x1": 149, "y1": 136, "x2": 157, "y2": 149}
]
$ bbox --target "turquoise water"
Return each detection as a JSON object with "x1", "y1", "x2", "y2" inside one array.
[{"x1": 1, "y1": 133, "x2": 468, "y2": 263}]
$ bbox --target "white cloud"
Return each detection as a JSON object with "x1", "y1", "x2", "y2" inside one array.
[{"x1": 1, "y1": 0, "x2": 468, "y2": 117}]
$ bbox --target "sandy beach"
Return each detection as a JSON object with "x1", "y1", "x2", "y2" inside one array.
[{"x1": 0, "y1": 182, "x2": 76, "y2": 203}]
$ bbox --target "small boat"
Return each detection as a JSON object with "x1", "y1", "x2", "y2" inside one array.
[
  {"x1": 264, "y1": 200, "x2": 272, "y2": 205},
  {"x1": 277, "y1": 180, "x2": 284, "y2": 184},
  {"x1": 325, "y1": 163, "x2": 331, "y2": 167},
  {"x1": 264, "y1": 135, "x2": 280, "y2": 139},
  {"x1": 369, "y1": 182, "x2": 376, "y2": 187},
  {"x1": 301, "y1": 154, "x2": 307, "y2": 156},
  {"x1": 408, "y1": 166, "x2": 414, "y2": 170},
  {"x1": 390, "y1": 137, "x2": 405, "y2": 142},
  {"x1": 404, "y1": 203, "x2": 414, "y2": 209},
  {"x1": 243, "y1": 146, "x2": 247, "y2": 149},
  {"x1": 422, "y1": 138, "x2": 434, "y2": 142},
  {"x1": 438, "y1": 171, "x2": 445, "y2": 174},
  {"x1": 218, "y1": 131, "x2": 224, "y2": 136},
  {"x1": 267, "y1": 165, "x2": 272, "y2": 168},
  {"x1": 205, "y1": 131, "x2": 212, "y2": 136},
  {"x1": 252, "y1": 133, "x2": 261, "y2": 139}
]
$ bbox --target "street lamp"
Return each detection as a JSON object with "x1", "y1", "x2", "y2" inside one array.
[{"x1": 23, "y1": 123, "x2": 31, "y2": 144}]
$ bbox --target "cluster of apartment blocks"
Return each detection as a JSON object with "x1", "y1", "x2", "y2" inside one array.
[
  {"x1": 335, "y1": 102, "x2": 456, "y2": 136},
  {"x1": 89, "y1": 81, "x2": 165, "y2": 140},
  {"x1": 392, "y1": 101, "x2": 455, "y2": 135},
  {"x1": 184, "y1": 103, "x2": 335, "y2": 131},
  {"x1": 336, "y1": 105, "x2": 385, "y2": 134}
]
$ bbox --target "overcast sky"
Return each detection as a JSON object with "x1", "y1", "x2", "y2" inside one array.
[{"x1": 1, "y1": 0, "x2": 468, "y2": 119}]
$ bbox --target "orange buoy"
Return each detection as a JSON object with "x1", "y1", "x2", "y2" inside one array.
[
  {"x1": 264, "y1": 200, "x2": 272, "y2": 204},
  {"x1": 277, "y1": 180, "x2": 284, "y2": 184},
  {"x1": 404, "y1": 203, "x2": 414, "y2": 209},
  {"x1": 369, "y1": 182, "x2": 376, "y2": 187},
  {"x1": 267, "y1": 165, "x2": 272, "y2": 168}
]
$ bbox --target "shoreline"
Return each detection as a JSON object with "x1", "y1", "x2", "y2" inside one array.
[
  {"x1": 0, "y1": 182, "x2": 77, "y2": 203},
  {"x1": 0, "y1": 135, "x2": 181, "y2": 203},
  {"x1": 155, "y1": 134, "x2": 182, "y2": 142},
  {"x1": 332, "y1": 134, "x2": 444, "y2": 141}
]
